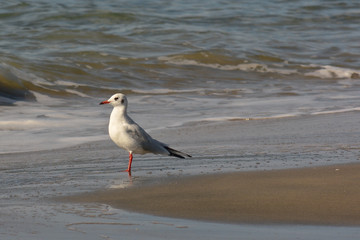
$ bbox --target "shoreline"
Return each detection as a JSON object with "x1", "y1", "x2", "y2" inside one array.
[
  {"x1": 2, "y1": 110, "x2": 360, "y2": 239},
  {"x1": 65, "y1": 162, "x2": 360, "y2": 226}
]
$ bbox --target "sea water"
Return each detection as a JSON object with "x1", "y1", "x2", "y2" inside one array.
[{"x1": 1, "y1": 0, "x2": 360, "y2": 153}]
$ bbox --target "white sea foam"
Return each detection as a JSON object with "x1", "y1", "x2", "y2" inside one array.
[
  {"x1": 311, "y1": 107, "x2": 360, "y2": 116},
  {"x1": 0, "y1": 98, "x2": 107, "y2": 153},
  {"x1": 158, "y1": 56, "x2": 297, "y2": 75},
  {"x1": 131, "y1": 87, "x2": 252, "y2": 96},
  {"x1": 132, "y1": 88, "x2": 200, "y2": 95},
  {"x1": 159, "y1": 56, "x2": 360, "y2": 80},
  {"x1": 65, "y1": 89, "x2": 90, "y2": 98},
  {"x1": 183, "y1": 113, "x2": 302, "y2": 124},
  {"x1": 0, "y1": 120, "x2": 43, "y2": 131},
  {"x1": 305, "y1": 65, "x2": 360, "y2": 79}
]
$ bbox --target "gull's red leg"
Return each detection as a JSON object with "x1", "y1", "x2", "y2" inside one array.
[{"x1": 126, "y1": 152, "x2": 133, "y2": 173}]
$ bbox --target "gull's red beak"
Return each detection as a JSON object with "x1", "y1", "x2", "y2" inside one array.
[{"x1": 99, "y1": 100, "x2": 110, "y2": 105}]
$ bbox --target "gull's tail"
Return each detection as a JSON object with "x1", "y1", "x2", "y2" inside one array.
[{"x1": 164, "y1": 146, "x2": 192, "y2": 159}]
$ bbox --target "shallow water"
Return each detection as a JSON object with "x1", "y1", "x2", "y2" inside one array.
[{"x1": 2, "y1": 203, "x2": 360, "y2": 240}]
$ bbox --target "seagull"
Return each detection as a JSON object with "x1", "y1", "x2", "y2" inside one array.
[{"x1": 100, "y1": 93, "x2": 191, "y2": 173}]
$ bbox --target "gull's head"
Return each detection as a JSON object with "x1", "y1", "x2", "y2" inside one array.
[{"x1": 100, "y1": 93, "x2": 128, "y2": 108}]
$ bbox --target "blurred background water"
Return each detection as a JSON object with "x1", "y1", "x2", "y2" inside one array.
[{"x1": 1, "y1": 0, "x2": 360, "y2": 153}]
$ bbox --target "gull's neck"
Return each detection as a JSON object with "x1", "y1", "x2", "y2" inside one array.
[
  {"x1": 110, "y1": 106, "x2": 129, "y2": 124},
  {"x1": 110, "y1": 106, "x2": 133, "y2": 124}
]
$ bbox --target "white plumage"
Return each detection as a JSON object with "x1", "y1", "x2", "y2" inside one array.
[{"x1": 100, "y1": 93, "x2": 191, "y2": 173}]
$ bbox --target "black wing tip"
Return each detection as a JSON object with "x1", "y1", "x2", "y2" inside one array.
[
  {"x1": 165, "y1": 146, "x2": 192, "y2": 159},
  {"x1": 171, "y1": 153, "x2": 185, "y2": 159}
]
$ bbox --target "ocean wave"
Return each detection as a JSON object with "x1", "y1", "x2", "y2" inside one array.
[
  {"x1": 131, "y1": 87, "x2": 251, "y2": 96},
  {"x1": 158, "y1": 54, "x2": 297, "y2": 75},
  {"x1": 0, "y1": 66, "x2": 36, "y2": 105},
  {"x1": 0, "y1": 62, "x2": 101, "y2": 104},
  {"x1": 2, "y1": 46, "x2": 360, "y2": 107},
  {"x1": 160, "y1": 53, "x2": 360, "y2": 81}
]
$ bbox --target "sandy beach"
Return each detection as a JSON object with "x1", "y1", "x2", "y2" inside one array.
[
  {"x1": 2, "y1": 111, "x2": 360, "y2": 239},
  {"x1": 64, "y1": 111, "x2": 360, "y2": 228},
  {"x1": 68, "y1": 163, "x2": 360, "y2": 226}
]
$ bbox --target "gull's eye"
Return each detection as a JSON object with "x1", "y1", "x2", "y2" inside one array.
[{"x1": 114, "y1": 97, "x2": 119, "y2": 101}]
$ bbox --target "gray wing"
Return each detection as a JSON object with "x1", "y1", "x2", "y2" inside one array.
[
  {"x1": 126, "y1": 122, "x2": 169, "y2": 155},
  {"x1": 126, "y1": 117, "x2": 191, "y2": 157}
]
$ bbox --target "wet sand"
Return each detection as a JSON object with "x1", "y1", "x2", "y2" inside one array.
[
  {"x1": 2, "y1": 111, "x2": 360, "y2": 239},
  {"x1": 63, "y1": 111, "x2": 360, "y2": 227},
  {"x1": 68, "y1": 163, "x2": 360, "y2": 226}
]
